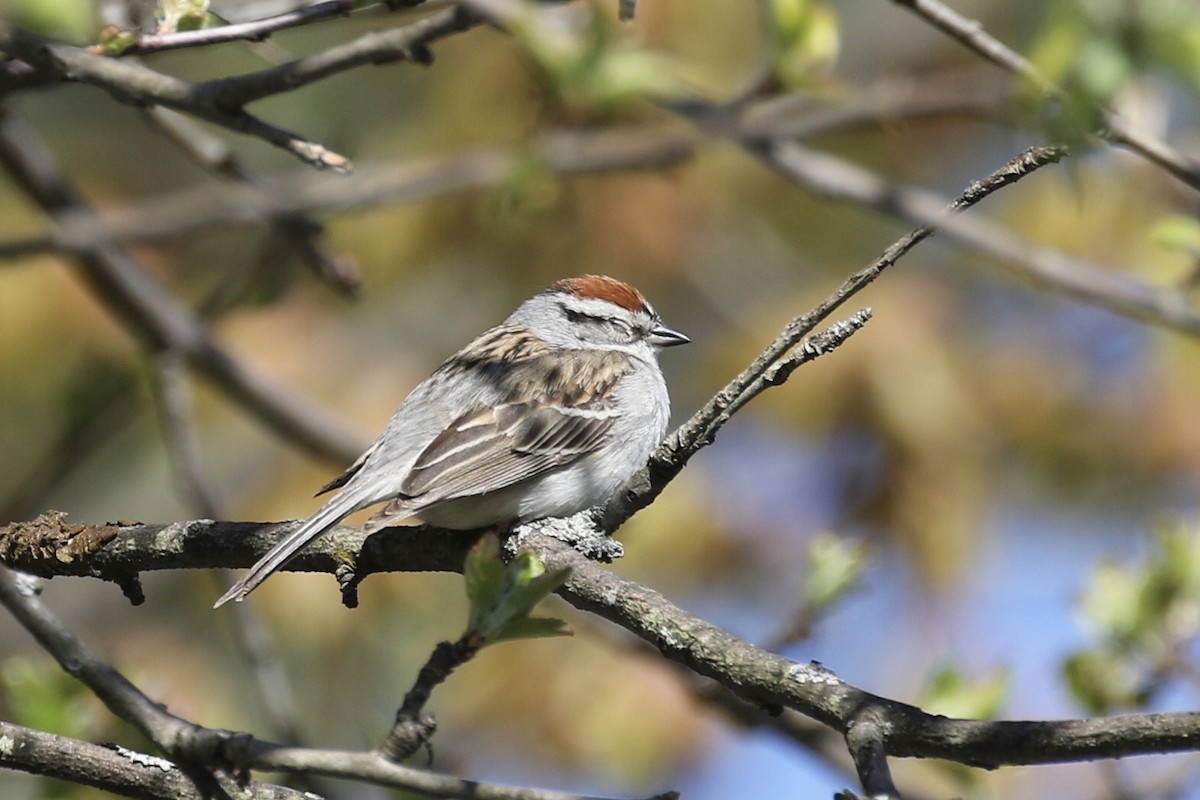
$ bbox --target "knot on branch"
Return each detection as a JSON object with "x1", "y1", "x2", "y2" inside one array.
[
  {"x1": 377, "y1": 712, "x2": 437, "y2": 763},
  {"x1": 0, "y1": 511, "x2": 121, "y2": 577},
  {"x1": 506, "y1": 512, "x2": 624, "y2": 562}
]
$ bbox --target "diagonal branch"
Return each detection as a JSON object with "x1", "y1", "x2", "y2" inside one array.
[
  {"x1": 202, "y1": 5, "x2": 479, "y2": 108},
  {"x1": 108, "y1": 0, "x2": 356, "y2": 56},
  {"x1": 7, "y1": 522, "x2": 1200, "y2": 774},
  {"x1": 0, "y1": 22, "x2": 351, "y2": 171},
  {"x1": 889, "y1": 0, "x2": 1200, "y2": 192},
  {"x1": 0, "y1": 720, "x2": 308, "y2": 800},
  {"x1": 0, "y1": 5, "x2": 477, "y2": 171},
  {"x1": 142, "y1": 105, "x2": 361, "y2": 297},
  {"x1": 603, "y1": 143, "x2": 1069, "y2": 526},
  {"x1": 0, "y1": 110, "x2": 364, "y2": 464},
  {"x1": 0, "y1": 566, "x2": 674, "y2": 800},
  {"x1": 752, "y1": 138, "x2": 1200, "y2": 333}
]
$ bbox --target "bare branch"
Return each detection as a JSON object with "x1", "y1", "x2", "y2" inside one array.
[
  {"x1": 0, "y1": 720, "x2": 306, "y2": 800},
  {"x1": 0, "y1": 125, "x2": 695, "y2": 260},
  {"x1": 0, "y1": 566, "x2": 674, "y2": 800},
  {"x1": 755, "y1": 138, "x2": 1200, "y2": 333},
  {"x1": 0, "y1": 111, "x2": 365, "y2": 463},
  {"x1": 150, "y1": 351, "x2": 224, "y2": 520},
  {"x1": 0, "y1": 22, "x2": 352, "y2": 171},
  {"x1": 531, "y1": 534, "x2": 1200, "y2": 768},
  {"x1": 378, "y1": 635, "x2": 479, "y2": 762},
  {"x1": 107, "y1": 0, "x2": 356, "y2": 56},
  {"x1": 203, "y1": 5, "x2": 478, "y2": 108},
  {"x1": 0, "y1": 565, "x2": 212, "y2": 753},
  {"x1": 603, "y1": 144, "x2": 1065, "y2": 526},
  {"x1": 845, "y1": 713, "x2": 901, "y2": 800},
  {"x1": 7, "y1": 518, "x2": 1200, "y2": 774},
  {"x1": 889, "y1": 0, "x2": 1200, "y2": 192},
  {"x1": 143, "y1": 106, "x2": 361, "y2": 296}
]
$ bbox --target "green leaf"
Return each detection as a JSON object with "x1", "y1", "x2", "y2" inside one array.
[
  {"x1": 768, "y1": 0, "x2": 839, "y2": 88},
  {"x1": 802, "y1": 532, "x2": 868, "y2": 614},
  {"x1": 1, "y1": 655, "x2": 99, "y2": 738},
  {"x1": 465, "y1": 534, "x2": 572, "y2": 645},
  {"x1": 489, "y1": 615, "x2": 573, "y2": 644},
  {"x1": 1151, "y1": 215, "x2": 1200, "y2": 258},
  {"x1": 919, "y1": 664, "x2": 1009, "y2": 720},
  {"x1": 156, "y1": 0, "x2": 211, "y2": 34},
  {"x1": 1078, "y1": 560, "x2": 1144, "y2": 645},
  {"x1": 464, "y1": 533, "x2": 507, "y2": 622},
  {"x1": 1062, "y1": 649, "x2": 1141, "y2": 715}
]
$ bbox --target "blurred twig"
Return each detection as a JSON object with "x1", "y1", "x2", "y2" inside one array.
[
  {"x1": 0, "y1": 367, "x2": 142, "y2": 524},
  {"x1": 0, "y1": 110, "x2": 366, "y2": 464},
  {"x1": 0, "y1": 6, "x2": 478, "y2": 168},
  {"x1": 143, "y1": 106, "x2": 360, "y2": 297},
  {"x1": 889, "y1": 0, "x2": 1200, "y2": 192},
  {"x1": 0, "y1": 565, "x2": 674, "y2": 800},
  {"x1": 150, "y1": 351, "x2": 223, "y2": 520},
  {"x1": 150, "y1": 349, "x2": 319, "y2": 773},
  {"x1": 603, "y1": 143, "x2": 1062, "y2": 524},
  {"x1": 105, "y1": 0, "x2": 356, "y2": 56},
  {"x1": 0, "y1": 125, "x2": 695, "y2": 259},
  {"x1": 748, "y1": 138, "x2": 1200, "y2": 331}
]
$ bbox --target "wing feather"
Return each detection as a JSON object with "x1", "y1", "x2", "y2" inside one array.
[{"x1": 400, "y1": 402, "x2": 615, "y2": 502}]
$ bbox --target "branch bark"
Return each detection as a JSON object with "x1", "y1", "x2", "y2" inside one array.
[{"x1": 6, "y1": 521, "x2": 1200, "y2": 774}]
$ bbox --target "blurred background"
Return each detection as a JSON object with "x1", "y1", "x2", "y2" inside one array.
[{"x1": 4, "y1": 0, "x2": 1200, "y2": 797}]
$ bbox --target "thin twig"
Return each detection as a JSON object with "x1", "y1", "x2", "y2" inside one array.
[
  {"x1": 151, "y1": 350, "x2": 224, "y2": 519},
  {"x1": 845, "y1": 714, "x2": 901, "y2": 800},
  {"x1": 106, "y1": 0, "x2": 356, "y2": 56},
  {"x1": 603, "y1": 143, "x2": 1067, "y2": 526},
  {"x1": 8, "y1": 520, "x2": 1200, "y2": 774},
  {"x1": 0, "y1": 566, "x2": 674, "y2": 800},
  {"x1": 150, "y1": 350, "x2": 318, "y2": 774},
  {"x1": 378, "y1": 633, "x2": 483, "y2": 762},
  {"x1": 0, "y1": 720, "x2": 307, "y2": 800},
  {"x1": 0, "y1": 22, "x2": 352, "y2": 171},
  {"x1": 202, "y1": 5, "x2": 476, "y2": 108},
  {"x1": 0, "y1": 110, "x2": 365, "y2": 463},
  {"x1": 142, "y1": 106, "x2": 360, "y2": 296},
  {"x1": 0, "y1": 367, "x2": 141, "y2": 523},
  {"x1": 889, "y1": 0, "x2": 1200, "y2": 192}
]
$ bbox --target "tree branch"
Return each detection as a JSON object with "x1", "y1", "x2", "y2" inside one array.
[
  {"x1": 888, "y1": 0, "x2": 1200, "y2": 192},
  {"x1": 202, "y1": 5, "x2": 478, "y2": 108},
  {"x1": 0, "y1": 720, "x2": 306, "y2": 800},
  {"x1": 0, "y1": 110, "x2": 366, "y2": 464},
  {"x1": 106, "y1": 0, "x2": 356, "y2": 56},
  {"x1": 602, "y1": 143, "x2": 1066, "y2": 526},
  {"x1": 7, "y1": 522, "x2": 1200, "y2": 774},
  {"x1": 0, "y1": 23, "x2": 352, "y2": 171},
  {"x1": 0, "y1": 566, "x2": 675, "y2": 800}
]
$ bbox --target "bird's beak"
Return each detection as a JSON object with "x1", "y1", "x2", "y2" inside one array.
[{"x1": 648, "y1": 322, "x2": 690, "y2": 348}]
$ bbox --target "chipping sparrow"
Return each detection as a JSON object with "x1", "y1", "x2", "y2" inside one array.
[{"x1": 215, "y1": 275, "x2": 688, "y2": 607}]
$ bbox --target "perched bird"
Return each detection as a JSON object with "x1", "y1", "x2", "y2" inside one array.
[{"x1": 215, "y1": 275, "x2": 688, "y2": 607}]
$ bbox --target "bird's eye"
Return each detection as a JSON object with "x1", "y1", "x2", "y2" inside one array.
[{"x1": 607, "y1": 318, "x2": 633, "y2": 337}]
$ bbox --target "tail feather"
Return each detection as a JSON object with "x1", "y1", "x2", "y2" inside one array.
[{"x1": 214, "y1": 489, "x2": 372, "y2": 608}]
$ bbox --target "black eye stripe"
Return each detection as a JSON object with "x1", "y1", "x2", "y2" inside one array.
[{"x1": 563, "y1": 307, "x2": 599, "y2": 324}]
